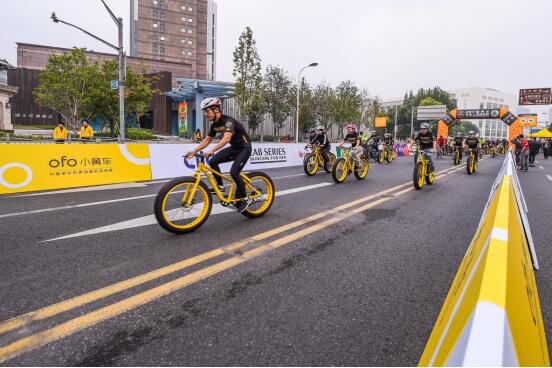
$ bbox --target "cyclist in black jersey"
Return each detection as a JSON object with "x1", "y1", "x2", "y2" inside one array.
[
  {"x1": 310, "y1": 125, "x2": 331, "y2": 164},
  {"x1": 453, "y1": 132, "x2": 464, "y2": 160},
  {"x1": 383, "y1": 132, "x2": 394, "y2": 146},
  {"x1": 338, "y1": 123, "x2": 363, "y2": 160},
  {"x1": 415, "y1": 122, "x2": 436, "y2": 171},
  {"x1": 185, "y1": 97, "x2": 253, "y2": 213},
  {"x1": 463, "y1": 131, "x2": 480, "y2": 162}
]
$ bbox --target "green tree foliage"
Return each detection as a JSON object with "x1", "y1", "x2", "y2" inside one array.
[
  {"x1": 262, "y1": 65, "x2": 294, "y2": 139},
  {"x1": 311, "y1": 83, "x2": 335, "y2": 136},
  {"x1": 330, "y1": 80, "x2": 364, "y2": 138},
  {"x1": 449, "y1": 120, "x2": 479, "y2": 136},
  {"x1": 86, "y1": 60, "x2": 158, "y2": 135},
  {"x1": 33, "y1": 48, "x2": 97, "y2": 130},
  {"x1": 293, "y1": 78, "x2": 314, "y2": 137},
  {"x1": 419, "y1": 97, "x2": 443, "y2": 106},
  {"x1": 232, "y1": 27, "x2": 265, "y2": 136}
]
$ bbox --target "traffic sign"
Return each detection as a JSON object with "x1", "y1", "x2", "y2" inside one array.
[
  {"x1": 110, "y1": 80, "x2": 118, "y2": 90},
  {"x1": 416, "y1": 105, "x2": 446, "y2": 121},
  {"x1": 519, "y1": 88, "x2": 551, "y2": 105}
]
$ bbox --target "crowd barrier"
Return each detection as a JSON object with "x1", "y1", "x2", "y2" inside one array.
[
  {"x1": 419, "y1": 153, "x2": 549, "y2": 366},
  {"x1": 0, "y1": 143, "x2": 330, "y2": 194}
]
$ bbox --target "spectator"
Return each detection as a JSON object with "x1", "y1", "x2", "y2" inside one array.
[
  {"x1": 79, "y1": 119, "x2": 94, "y2": 141},
  {"x1": 281, "y1": 134, "x2": 291, "y2": 143},
  {"x1": 53, "y1": 121, "x2": 68, "y2": 143},
  {"x1": 512, "y1": 136, "x2": 522, "y2": 166},
  {"x1": 194, "y1": 129, "x2": 202, "y2": 142},
  {"x1": 528, "y1": 137, "x2": 540, "y2": 167},
  {"x1": 519, "y1": 134, "x2": 529, "y2": 172}
]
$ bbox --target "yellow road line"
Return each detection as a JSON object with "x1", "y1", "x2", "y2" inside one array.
[
  {"x1": 0, "y1": 162, "x2": 471, "y2": 363},
  {"x1": 0, "y1": 181, "x2": 413, "y2": 336}
]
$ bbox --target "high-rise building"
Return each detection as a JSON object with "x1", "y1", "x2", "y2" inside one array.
[{"x1": 130, "y1": 0, "x2": 216, "y2": 81}]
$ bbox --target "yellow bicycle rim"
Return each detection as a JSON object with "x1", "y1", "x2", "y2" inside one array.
[
  {"x1": 245, "y1": 175, "x2": 274, "y2": 215},
  {"x1": 161, "y1": 182, "x2": 210, "y2": 230},
  {"x1": 418, "y1": 165, "x2": 425, "y2": 187}
]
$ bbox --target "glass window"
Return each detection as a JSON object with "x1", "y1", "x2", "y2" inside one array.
[
  {"x1": 486, "y1": 102, "x2": 491, "y2": 108},
  {"x1": 153, "y1": 11, "x2": 158, "y2": 18},
  {"x1": 153, "y1": 23, "x2": 158, "y2": 28},
  {"x1": 160, "y1": 12, "x2": 166, "y2": 20},
  {"x1": 181, "y1": 28, "x2": 186, "y2": 33},
  {"x1": 188, "y1": 29, "x2": 192, "y2": 33},
  {"x1": 182, "y1": 17, "x2": 186, "y2": 21},
  {"x1": 152, "y1": 46, "x2": 158, "y2": 54},
  {"x1": 181, "y1": 5, "x2": 185, "y2": 10},
  {"x1": 153, "y1": 0, "x2": 158, "y2": 4},
  {"x1": 152, "y1": 34, "x2": 158, "y2": 43},
  {"x1": 499, "y1": 98, "x2": 504, "y2": 102},
  {"x1": 188, "y1": 18, "x2": 193, "y2": 22},
  {"x1": 181, "y1": 50, "x2": 186, "y2": 55},
  {"x1": 181, "y1": 39, "x2": 186, "y2": 44},
  {"x1": 160, "y1": 24, "x2": 165, "y2": 33},
  {"x1": 159, "y1": 0, "x2": 166, "y2": 9},
  {"x1": 480, "y1": 102, "x2": 484, "y2": 109},
  {"x1": 482, "y1": 95, "x2": 487, "y2": 99},
  {"x1": 160, "y1": 47, "x2": 165, "y2": 56},
  {"x1": 187, "y1": 40, "x2": 192, "y2": 45},
  {"x1": 160, "y1": 35, "x2": 165, "y2": 43},
  {"x1": 188, "y1": 6, "x2": 192, "y2": 11},
  {"x1": 187, "y1": 51, "x2": 192, "y2": 56}
]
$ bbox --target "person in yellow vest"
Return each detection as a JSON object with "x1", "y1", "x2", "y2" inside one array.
[
  {"x1": 79, "y1": 119, "x2": 94, "y2": 141},
  {"x1": 53, "y1": 121, "x2": 68, "y2": 143}
]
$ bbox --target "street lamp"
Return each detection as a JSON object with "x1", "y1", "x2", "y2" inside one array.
[
  {"x1": 51, "y1": 0, "x2": 127, "y2": 141},
  {"x1": 295, "y1": 62, "x2": 318, "y2": 143}
]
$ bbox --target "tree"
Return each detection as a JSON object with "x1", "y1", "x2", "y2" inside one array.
[
  {"x1": 86, "y1": 60, "x2": 159, "y2": 135},
  {"x1": 262, "y1": 65, "x2": 294, "y2": 139},
  {"x1": 232, "y1": 27, "x2": 265, "y2": 136},
  {"x1": 330, "y1": 80, "x2": 364, "y2": 139},
  {"x1": 293, "y1": 78, "x2": 314, "y2": 137},
  {"x1": 33, "y1": 48, "x2": 98, "y2": 130},
  {"x1": 311, "y1": 83, "x2": 335, "y2": 137},
  {"x1": 449, "y1": 120, "x2": 479, "y2": 136},
  {"x1": 419, "y1": 97, "x2": 443, "y2": 106}
]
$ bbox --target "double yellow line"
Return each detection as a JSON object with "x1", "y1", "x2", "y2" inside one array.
[{"x1": 0, "y1": 162, "x2": 471, "y2": 363}]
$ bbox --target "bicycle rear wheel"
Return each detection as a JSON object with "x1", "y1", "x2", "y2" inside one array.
[
  {"x1": 324, "y1": 152, "x2": 337, "y2": 173},
  {"x1": 354, "y1": 158, "x2": 369, "y2": 180},
  {"x1": 154, "y1": 177, "x2": 212, "y2": 234},
  {"x1": 241, "y1": 171, "x2": 275, "y2": 218}
]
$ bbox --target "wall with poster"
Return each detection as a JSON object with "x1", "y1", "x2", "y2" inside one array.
[{"x1": 0, "y1": 144, "x2": 152, "y2": 194}]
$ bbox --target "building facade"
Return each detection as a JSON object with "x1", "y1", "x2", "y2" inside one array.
[
  {"x1": 448, "y1": 87, "x2": 517, "y2": 140},
  {"x1": 130, "y1": 0, "x2": 216, "y2": 81}
]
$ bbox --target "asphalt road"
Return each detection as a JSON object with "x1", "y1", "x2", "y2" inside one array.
[{"x1": 0, "y1": 152, "x2": 550, "y2": 366}]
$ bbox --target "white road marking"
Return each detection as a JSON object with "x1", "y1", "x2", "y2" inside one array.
[
  {"x1": 10, "y1": 183, "x2": 148, "y2": 197},
  {"x1": 547, "y1": 175, "x2": 552, "y2": 182},
  {"x1": 539, "y1": 166, "x2": 544, "y2": 170},
  {"x1": 42, "y1": 182, "x2": 334, "y2": 242}
]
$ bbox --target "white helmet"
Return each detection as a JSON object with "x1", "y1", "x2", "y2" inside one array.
[
  {"x1": 468, "y1": 130, "x2": 475, "y2": 135},
  {"x1": 200, "y1": 97, "x2": 222, "y2": 110},
  {"x1": 316, "y1": 125, "x2": 325, "y2": 131},
  {"x1": 420, "y1": 122, "x2": 430, "y2": 129}
]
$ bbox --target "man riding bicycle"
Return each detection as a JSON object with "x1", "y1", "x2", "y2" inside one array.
[
  {"x1": 185, "y1": 97, "x2": 253, "y2": 213},
  {"x1": 453, "y1": 132, "x2": 464, "y2": 160},
  {"x1": 415, "y1": 123, "x2": 436, "y2": 172},
  {"x1": 464, "y1": 131, "x2": 480, "y2": 162},
  {"x1": 310, "y1": 125, "x2": 332, "y2": 164},
  {"x1": 338, "y1": 123, "x2": 363, "y2": 161}
]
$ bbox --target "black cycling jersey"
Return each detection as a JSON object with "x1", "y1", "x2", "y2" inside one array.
[
  {"x1": 311, "y1": 133, "x2": 330, "y2": 148},
  {"x1": 383, "y1": 136, "x2": 394, "y2": 146},
  {"x1": 344, "y1": 132, "x2": 359, "y2": 146},
  {"x1": 465, "y1": 137, "x2": 479, "y2": 149},
  {"x1": 208, "y1": 114, "x2": 251, "y2": 148},
  {"x1": 453, "y1": 137, "x2": 464, "y2": 147},
  {"x1": 415, "y1": 131, "x2": 435, "y2": 150}
]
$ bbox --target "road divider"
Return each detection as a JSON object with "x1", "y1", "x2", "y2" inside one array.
[
  {"x1": 419, "y1": 153, "x2": 549, "y2": 367},
  {"x1": 0, "y1": 162, "x2": 469, "y2": 363}
]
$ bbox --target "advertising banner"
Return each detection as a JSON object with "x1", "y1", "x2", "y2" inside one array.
[
  {"x1": 519, "y1": 88, "x2": 551, "y2": 105},
  {"x1": 177, "y1": 102, "x2": 188, "y2": 137},
  {"x1": 148, "y1": 143, "x2": 306, "y2": 180},
  {"x1": 0, "y1": 144, "x2": 151, "y2": 194},
  {"x1": 517, "y1": 114, "x2": 538, "y2": 127}
]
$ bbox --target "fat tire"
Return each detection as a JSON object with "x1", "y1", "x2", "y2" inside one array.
[{"x1": 241, "y1": 171, "x2": 275, "y2": 218}]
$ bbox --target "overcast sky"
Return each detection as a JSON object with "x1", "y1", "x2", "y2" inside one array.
[{"x1": 2, "y1": 0, "x2": 552, "y2": 100}]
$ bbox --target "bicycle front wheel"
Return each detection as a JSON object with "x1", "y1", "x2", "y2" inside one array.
[
  {"x1": 413, "y1": 162, "x2": 425, "y2": 190},
  {"x1": 332, "y1": 158, "x2": 348, "y2": 183},
  {"x1": 303, "y1": 153, "x2": 318, "y2": 176},
  {"x1": 154, "y1": 177, "x2": 212, "y2": 234}
]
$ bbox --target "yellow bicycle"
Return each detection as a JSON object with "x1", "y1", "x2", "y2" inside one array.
[
  {"x1": 154, "y1": 154, "x2": 275, "y2": 234},
  {"x1": 332, "y1": 144, "x2": 369, "y2": 183},
  {"x1": 413, "y1": 149, "x2": 435, "y2": 190},
  {"x1": 453, "y1": 146, "x2": 461, "y2": 165},
  {"x1": 303, "y1": 144, "x2": 337, "y2": 176},
  {"x1": 466, "y1": 148, "x2": 477, "y2": 175}
]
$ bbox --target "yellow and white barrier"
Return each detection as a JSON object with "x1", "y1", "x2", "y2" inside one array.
[
  {"x1": 419, "y1": 153, "x2": 549, "y2": 366},
  {"x1": 0, "y1": 144, "x2": 152, "y2": 194}
]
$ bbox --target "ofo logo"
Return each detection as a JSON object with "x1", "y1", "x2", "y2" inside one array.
[{"x1": 48, "y1": 156, "x2": 78, "y2": 168}]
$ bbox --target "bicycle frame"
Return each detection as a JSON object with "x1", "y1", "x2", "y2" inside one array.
[{"x1": 183, "y1": 160, "x2": 263, "y2": 206}]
